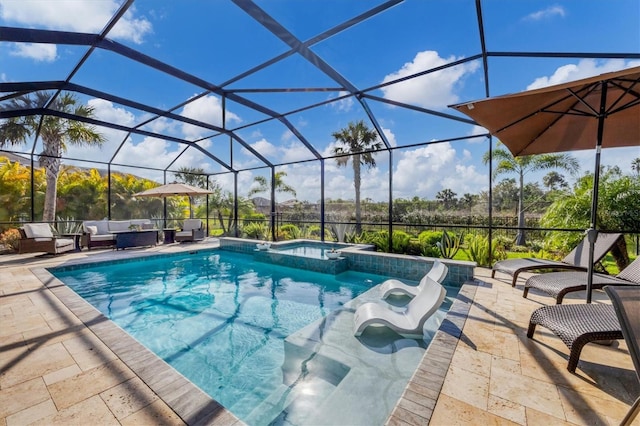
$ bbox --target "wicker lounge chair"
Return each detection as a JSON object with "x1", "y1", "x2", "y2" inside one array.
[
  {"x1": 605, "y1": 286, "x2": 640, "y2": 425},
  {"x1": 527, "y1": 303, "x2": 623, "y2": 372},
  {"x1": 492, "y1": 232, "x2": 622, "y2": 287},
  {"x1": 18, "y1": 223, "x2": 75, "y2": 255},
  {"x1": 380, "y1": 260, "x2": 448, "y2": 299},
  {"x1": 354, "y1": 276, "x2": 446, "y2": 338},
  {"x1": 523, "y1": 257, "x2": 640, "y2": 303}
]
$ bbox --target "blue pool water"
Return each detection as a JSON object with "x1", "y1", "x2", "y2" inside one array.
[
  {"x1": 51, "y1": 250, "x2": 389, "y2": 423},
  {"x1": 272, "y1": 244, "x2": 342, "y2": 259}
]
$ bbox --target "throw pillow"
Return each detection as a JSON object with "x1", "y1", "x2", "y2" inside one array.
[{"x1": 86, "y1": 226, "x2": 98, "y2": 235}]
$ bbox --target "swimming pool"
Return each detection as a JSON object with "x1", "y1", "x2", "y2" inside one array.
[{"x1": 50, "y1": 251, "x2": 430, "y2": 424}]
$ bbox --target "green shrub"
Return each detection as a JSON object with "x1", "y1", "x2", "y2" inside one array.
[
  {"x1": 243, "y1": 222, "x2": 269, "y2": 239},
  {"x1": 279, "y1": 224, "x2": 301, "y2": 240},
  {"x1": 494, "y1": 235, "x2": 514, "y2": 251},
  {"x1": 464, "y1": 234, "x2": 507, "y2": 267},
  {"x1": 418, "y1": 230, "x2": 442, "y2": 257},
  {"x1": 391, "y1": 230, "x2": 411, "y2": 254},
  {"x1": 406, "y1": 239, "x2": 423, "y2": 255}
]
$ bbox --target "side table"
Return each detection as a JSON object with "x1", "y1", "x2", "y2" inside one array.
[{"x1": 163, "y1": 228, "x2": 176, "y2": 244}]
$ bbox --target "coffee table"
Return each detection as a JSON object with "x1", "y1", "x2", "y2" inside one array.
[{"x1": 113, "y1": 230, "x2": 158, "y2": 250}]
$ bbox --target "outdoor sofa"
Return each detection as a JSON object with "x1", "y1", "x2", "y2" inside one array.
[{"x1": 82, "y1": 219, "x2": 155, "y2": 250}]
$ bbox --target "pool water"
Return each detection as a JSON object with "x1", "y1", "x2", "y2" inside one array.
[
  {"x1": 272, "y1": 244, "x2": 342, "y2": 259},
  {"x1": 51, "y1": 250, "x2": 388, "y2": 423}
]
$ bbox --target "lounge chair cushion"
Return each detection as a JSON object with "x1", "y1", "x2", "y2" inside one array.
[
  {"x1": 182, "y1": 219, "x2": 202, "y2": 231},
  {"x1": 23, "y1": 223, "x2": 54, "y2": 239},
  {"x1": 55, "y1": 238, "x2": 75, "y2": 249}
]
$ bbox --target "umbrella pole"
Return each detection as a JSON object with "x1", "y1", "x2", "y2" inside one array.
[{"x1": 586, "y1": 83, "x2": 607, "y2": 304}]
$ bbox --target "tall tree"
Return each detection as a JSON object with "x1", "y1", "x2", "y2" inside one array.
[
  {"x1": 483, "y1": 144, "x2": 579, "y2": 245},
  {"x1": 248, "y1": 170, "x2": 297, "y2": 199},
  {"x1": 542, "y1": 171, "x2": 569, "y2": 191},
  {"x1": 435, "y1": 188, "x2": 458, "y2": 210},
  {"x1": 332, "y1": 120, "x2": 382, "y2": 234},
  {"x1": 0, "y1": 92, "x2": 104, "y2": 222}
]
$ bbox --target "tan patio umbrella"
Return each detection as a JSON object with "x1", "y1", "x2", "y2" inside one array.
[
  {"x1": 450, "y1": 66, "x2": 640, "y2": 302},
  {"x1": 133, "y1": 182, "x2": 213, "y2": 218}
]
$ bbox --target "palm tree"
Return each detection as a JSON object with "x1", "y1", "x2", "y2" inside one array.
[
  {"x1": 248, "y1": 171, "x2": 297, "y2": 199},
  {"x1": 435, "y1": 188, "x2": 457, "y2": 210},
  {"x1": 0, "y1": 92, "x2": 105, "y2": 222},
  {"x1": 483, "y1": 144, "x2": 579, "y2": 246},
  {"x1": 332, "y1": 120, "x2": 382, "y2": 234}
]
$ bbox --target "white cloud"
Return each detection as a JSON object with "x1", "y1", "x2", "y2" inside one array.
[
  {"x1": 381, "y1": 127, "x2": 397, "y2": 147},
  {"x1": 10, "y1": 43, "x2": 57, "y2": 62},
  {"x1": 392, "y1": 142, "x2": 487, "y2": 199},
  {"x1": 524, "y1": 6, "x2": 566, "y2": 21},
  {"x1": 249, "y1": 138, "x2": 278, "y2": 158},
  {"x1": 180, "y1": 95, "x2": 240, "y2": 140},
  {"x1": 89, "y1": 98, "x2": 136, "y2": 126},
  {"x1": 380, "y1": 51, "x2": 479, "y2": 110},
  {"x1": 0, "y1": 0, "x2": 151, "y2": 43},
  {"x1": 527, "y1": 59, "x2": 640, "y2": 90},
  {"x1": 329, "y1": 91, "x2": 354, "y2": 112}
]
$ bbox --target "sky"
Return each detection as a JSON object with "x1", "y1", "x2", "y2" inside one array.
[{"x1": 1, "y1": 0, "x2": 639, "y2": 203}]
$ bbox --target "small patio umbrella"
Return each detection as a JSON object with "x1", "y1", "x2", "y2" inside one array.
[
  {"x1": 450, "y1": 66, "x2": 640, "y2": 302},
  {"x1": 133, "y1": 182, "x2": 213, "y2": 218}
]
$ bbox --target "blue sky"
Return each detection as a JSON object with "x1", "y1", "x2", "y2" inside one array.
[{"x1": 1, "y1": 0, "x2": 639, "y2": 203}]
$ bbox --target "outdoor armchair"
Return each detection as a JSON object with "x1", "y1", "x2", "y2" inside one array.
[
  {"x1": 175, "y1": 219, "x2": 205, "y2": 242},
  {"x1": 18, "y1": 223, "x2": 75, "y2": 255},
  {"x1": 492, "y1": 232, "x2": 622, "y2": 287}
]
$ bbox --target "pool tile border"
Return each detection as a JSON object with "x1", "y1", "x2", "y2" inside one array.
[{"x1": 30, "y1": 266, "x2": 242, "y2": 426}]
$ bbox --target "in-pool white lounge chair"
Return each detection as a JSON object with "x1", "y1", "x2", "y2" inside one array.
[
  {"x1": 380, "y1": 260, "x2": 448, "y2": 299},
  {"x1": 354, "y1": 276, "x2": 446, "y2": 338}
]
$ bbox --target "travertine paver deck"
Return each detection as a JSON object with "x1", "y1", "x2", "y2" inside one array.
[
  {"x1": 389, "y1": 268, "x2": 639, "y2": 425},
  {"x1": 1, "y1": 243, "x2": 638, "y2": 425}
]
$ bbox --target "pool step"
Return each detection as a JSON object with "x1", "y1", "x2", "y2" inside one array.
[{"x1": 242, "y1": 373, "x2": 337, "y2": 425}]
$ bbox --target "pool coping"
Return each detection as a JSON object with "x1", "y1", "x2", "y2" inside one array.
[{"x1": 30, "y1": 247, "x2": 478, "y2": 425}]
